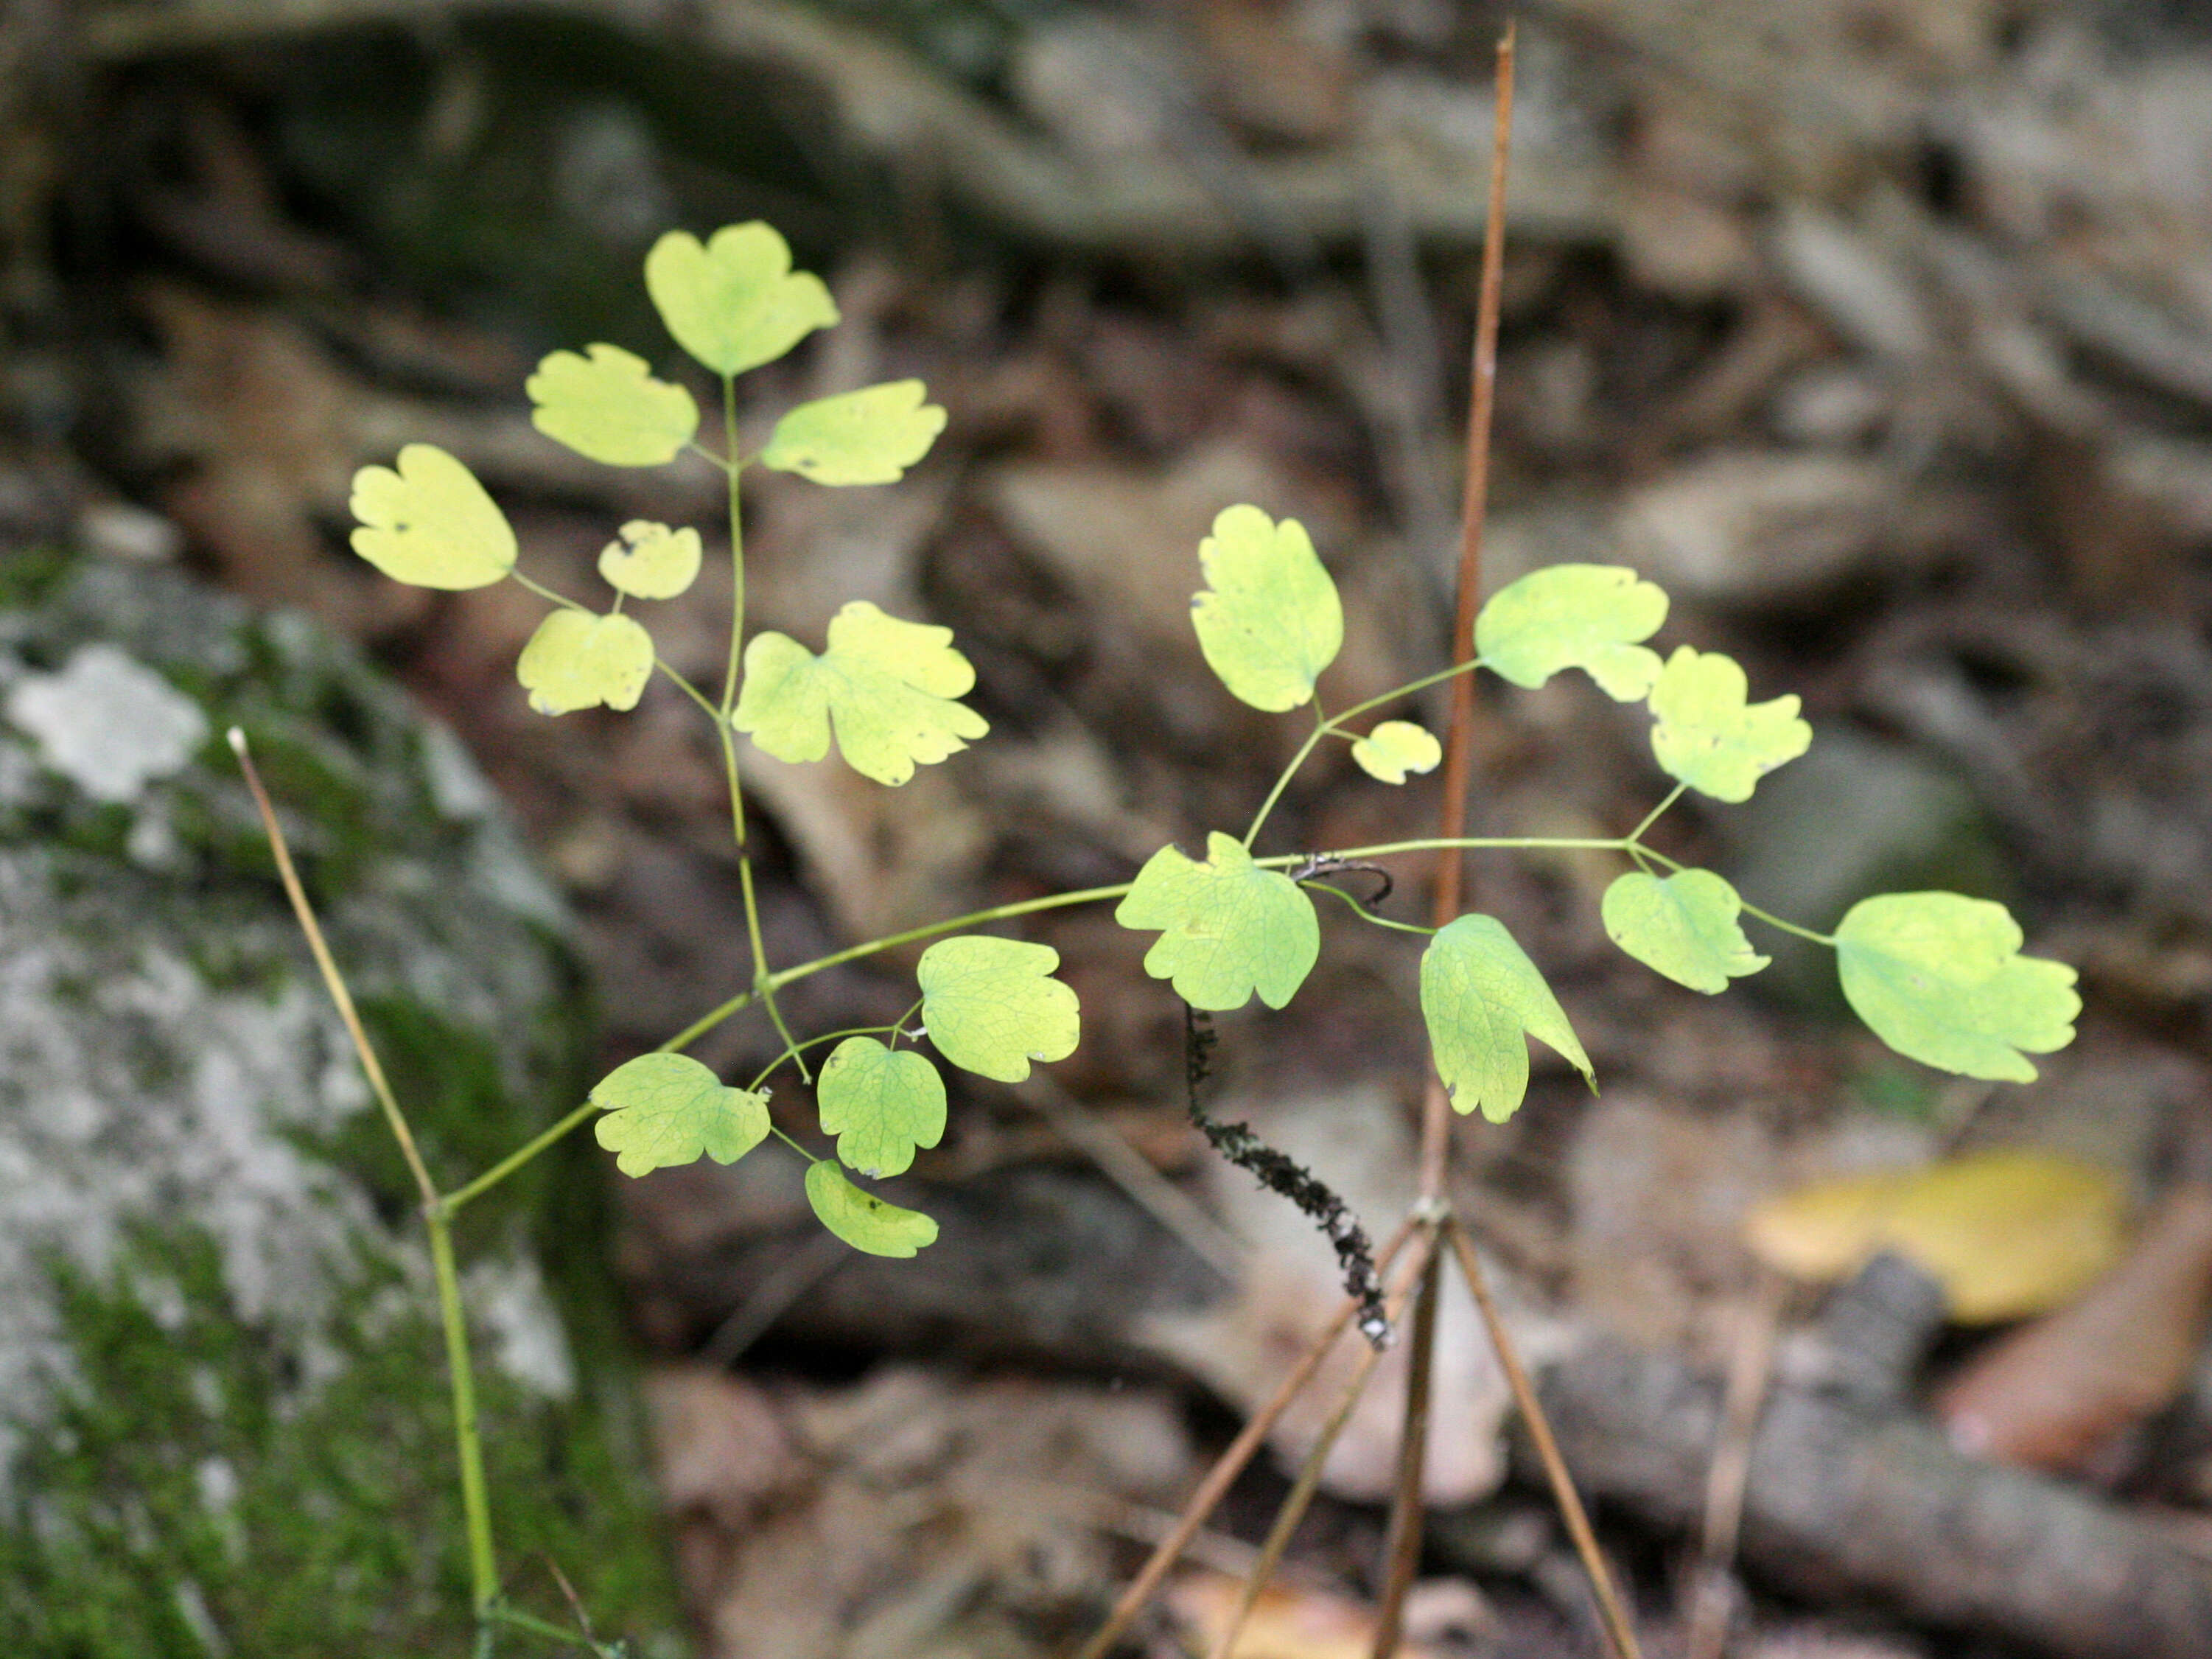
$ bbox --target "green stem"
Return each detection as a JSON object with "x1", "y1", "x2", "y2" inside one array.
[
  {"x1": 441, "y1": 806, "x2": 1854, "y2": 1215},
  {"x1": 769, "y1": 1123, "x2": 816, "y2": 1160},
  {"x1": 657, "y1": 661, "x2": 721, "y2": 722},
  {"x1": 1739, "y1": 904, "x2": 1837, "y2": 948},
  {"x1": 483, "y1": 1600, "x2": 621, "y2": 1656},
  {"x1": 748, "y1": 1020, "x2": 906, "y2": 1092},
  {"x1": 1273, "y1": 835, "x2": 1631, "y2": 863},
  {"x1": 704, "y1": 372, "x2": 809, "y2": 1079},
  {"x1": 1243, "y1": 703, "x2": 1332, "y2": 848},
  {"x1": 666, "y1": 838, "x2": 1637, "y2": 1058},
  {"x1": 442, "y1": 1101, "x2": 597, "y2": 1215},
  {"x1": 718, "y1": 377, "x2": 744, "y2": 725},
  {"x1": 1626, "y1": 781, "x2": 1686, "y2": 845},
  {"x1": 232, "y1": 733, "x2": 502, "y2": 1611},
  {"x1": 511, "y1": 570, "x2": 589, "y2": 612},
  {"x1": 885, "y1": 996, "x2": 926, "y2": 1047},
  {"x1": 1302, "y1": 879, "x2": 1436, "y2": 936},
  {"x1": 513, "y1": 568, "x2": 720, "y2": 724},
  {"x1": 1330, "y1": 654, "x2": 1484, "y2": 730},
  {"x1": 1633, "y1": 845, "x2": 1837, "y2": 946},
  {"x1": 1240, "y1": 657, "x2": 1483, "y2": 849},
  {"x1": 738, "y1": 852, "x2": 810, "y2": 1078},
  {"x1": 427, "y1": 1204, "x2": 497, "y2": 1616},
  {"x1": 661, "y1": 881, "x2": 1136, "y2": 1054}
]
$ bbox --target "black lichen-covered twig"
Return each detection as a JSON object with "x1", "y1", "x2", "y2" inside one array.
[{"x1": 1183, "y1": 1002, "x2": 1390, "y2": 1346}]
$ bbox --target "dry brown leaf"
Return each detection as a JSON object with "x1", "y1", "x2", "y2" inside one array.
[
  {"x1": 1744, "y1": 1149, "x2": 2129, "y2": 1323},
  {"x1": 1936, "y1": 1184, "x2": 2212, "y2": 1473}
]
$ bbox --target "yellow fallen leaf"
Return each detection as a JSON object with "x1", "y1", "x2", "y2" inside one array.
[
  {"x1": 1167, "y1": 1571, "x2": 1442, "y2": 1659},
  {"x1": 1744, "y1": 1149, "x2": 2129, "y2": 1323}
]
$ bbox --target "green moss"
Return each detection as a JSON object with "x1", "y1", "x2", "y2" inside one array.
[
  {"x1": 337, "y1": 996, "x2": 570, "y2": 1209},
  {"x1": 0, "y1": 555, "x2": 679, "y2": 1653},
  {"x1": 0, "y1": 547, "x2": 71, "y2": 610},
  {"x1": 55, "y1": 803, "x2": 132, "y2": 861},
  {"x1": 1, "y1": 1228, "x2": 676, "y2": 1658}
]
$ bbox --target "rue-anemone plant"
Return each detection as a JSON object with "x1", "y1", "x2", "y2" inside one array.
[{"x1": 237, "y1": 220, "x2": 2082, "y2": 1652}]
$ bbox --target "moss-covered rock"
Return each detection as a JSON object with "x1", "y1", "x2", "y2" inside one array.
[{"x1": 0, "y1": 557, "x2": 682, "y2": 1656}]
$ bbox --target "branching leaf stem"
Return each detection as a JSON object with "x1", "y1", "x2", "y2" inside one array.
[
  {"x1": 438, "y1": 812, "x2": 1844, "y2": 1220},
  {"x1": 229, "y1": 730, "x2": 499, "y2": 1618},
  {"x1": 1240, "y1": 655, "x2": 1485, "y2": 848},
  {"x1": 1635, "y1": 845, "x2": 1836, "y2": 946},
  {"x1": 1302, "y1": 879, "x2": 1437, "y2": 936},
  {"x1": 747, "y1": 1017, "x2": 913, "y2": 1092}
]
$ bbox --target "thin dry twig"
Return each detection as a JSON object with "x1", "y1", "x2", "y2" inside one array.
[
  {"x1": 1204, "y1": 1237, "x2": 1439, "y2": 1659},
  {"x1": 1684, "y1": 1267, "x2": 1788, "y2": 1659},
  {"x1": 1069, "y1": 1218, "x2": 1426, "y2": 1659},
  {"x1": 1447, "y1": 1218, "x2": 1643, "y2": 1659},
  {"x1": 1368, "y1": 32, "x2": 1520, "y2": 1656},
  {"x1": 1421, "y1": 21, "x2": 1518, "y2": 1195},
  {"x1": 229, "y1": 728, "x2": 439, "y2": 1210},
  {"x1": 1369, "y1": 1242, "x2": 1445, "y2": 1659}
]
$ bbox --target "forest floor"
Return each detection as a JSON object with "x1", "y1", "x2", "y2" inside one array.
[{"x1": 11, "y1": 1, "x2": 2212, "y2": 1655}]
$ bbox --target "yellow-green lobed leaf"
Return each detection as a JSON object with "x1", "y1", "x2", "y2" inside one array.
[
  {"x1": 805, "y1": 1161, "x2": 939, "y2": 1257},
  {"x1": 645, "y1": 223, "x2": 839, "y2": 377},
  {"x1": 349, "y1": 444, "x2": 516, "y2": 590},
  {"x1": 1421, "y1": 913, "x2": 1593, "y2": 1123},
  {"x1": 591, "y1": 1052, "x2": 770, "y2": 1177},
  {"x1": 816, "y1": 1037, "x2": 945, "y2": 1178},
  {"x1": 1190, "y1": 505, "x2": 1343, "y2": 712},
  {"x1": 916, "y1": 936, "x2": 1081, "y2": 1083},
  {"x1": 1648, "y1": 646, "x2": 1810, "y2": 803},
  {"x1": 1602, "y1": 869, "x2": 1768, "y2": 994},
  {"x1": 1836, "y1": 892, "x2": 2079, "y2": 1083},
  {"x1": 599, "y1": 520, "x2": 702, "y2": 601},
  {"x1": 1350, "y1": 719, "x2": 1442, "y2": 785},
  {"x1": 1114, "y1": 831, "x2": 1319, "y2": 1012},
  {"x1": 517, "y1": 609, "x2": 654, "y2": 716},
  {"x1": 761, "y1": 380, "x2": 947, "y2": 486},
  {"x1": 733, "y1": 601, "x2": 987, "y2": 786},
  {"x1": 526, "y1": 343, "x2": 699, "y2": 467},
  {"x1": 1474, "y1": 564, "x2": 1667, "y2": 701}
]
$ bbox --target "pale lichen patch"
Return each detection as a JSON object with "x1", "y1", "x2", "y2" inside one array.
[{"x1": 4, "y1": 643, "x2": 209, "y2": 803}]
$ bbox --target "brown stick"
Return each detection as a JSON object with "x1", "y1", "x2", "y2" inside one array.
[
  {"x1": 1359, "y1": 37, "x2": 1521, "y2": 1659},
  {"x1": 1447, "y1": 1219, "x2": 1642, "y2": 1659},
  {"x1": 1369, "y1": 1241, "x2": 1445, "y2": 1658},
  {"x1": 1069, "y1": 1218, "x2": 1424, "y2": 1659},
  {"x1": 1420, "y1": 22, "x2": 1516, "y2": 1198},
  {"x1": 1205, "y1": 1236, "x2": 1440, "y2": 1659},
  {"x1": 1547, "y1": 1335, "x2": 2212, "y2": 1659}
]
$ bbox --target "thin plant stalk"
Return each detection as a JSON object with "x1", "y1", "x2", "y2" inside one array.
[
  {"x1": 1069, "y1": 1219, "x2": 1426, "y2": 1659},
  {"x1": 1446, "y1": 1218, "x2": 1642, "y2": 1659},
  {"x1": 1204, "y1": 1237, "x2": 1436, "y2": 1659},
  {"x1": 1368, "y1": 30, "x2": 1518, "y2": 1654},
  {"x1": 1368, "y1": 1243, "x2": 1443, "y2": 1659},
  {"x1": 1421, "y1": 21, "x2": 1516, "y2": 1200},
  {"x1": 437, "y1": 814, "x2": 1710, "y2": 1215},
  {"x1": 428, "y1": 1206, "x2": 498, "y2": 1614},
  {"x1": 1685, "y1": 1268, "x2": 1787, "y2": 1659},
  {"x1": 231, "y1": 729, "x2": 498, "y2": 1616}
]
